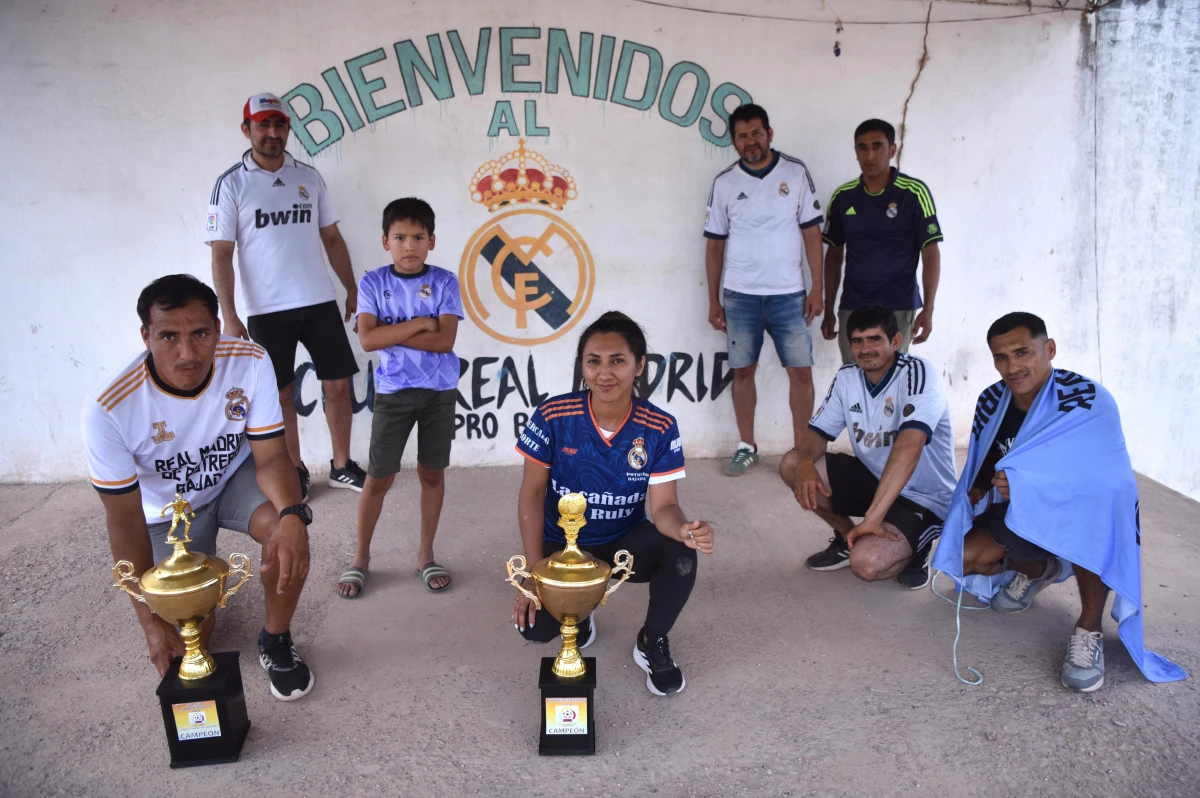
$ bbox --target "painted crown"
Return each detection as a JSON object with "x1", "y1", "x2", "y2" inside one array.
[{"x1": 469, "y1": 139, "x2": 577, "y2": 212}]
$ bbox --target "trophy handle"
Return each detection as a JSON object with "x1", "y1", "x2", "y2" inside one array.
[
  {"x1": 216, "y1": 552, "x2": 254, "y2": 609},
  {"x1": 599, "y1": 550, "x2": 635, "y2": 606},
  {"x1": 112, "y1": 560, "x2": 147, "y2": 604},
  {"x1": 505, "y1": 555, "x2": 542, "y2": 610}
]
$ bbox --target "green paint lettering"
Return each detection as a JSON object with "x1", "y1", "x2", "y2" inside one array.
[
  {"x1": 524, "y1": 99, "x2": 549, "y2": 136},
  {"x1": 346, "y1": 48, "x2": 406, "y2": 123},
  {"x1": 700, "y1": 82, "x2": 752, "y2": 147},
  {"x1": 545, "y1": 29, "x2": 592, "y2": 97},
  {"x1": 281, "y1": 83, "x2": 344, "y2": 156},
  {"x1": 500, "y1": 27, "x2": 542, "y2": 93},
  {"x1": 395, "y1": 34, "x2": 455, "y2": 108},
  {"x1": 448, "y1": 28, "x2": 490, "y2": 96},
  {"x1": 488, "y1": 100, "x2": 521, "y2": 137},
  {"x1": 658, "y1": 61, "x2": 709, "y2": 128},
  {"x1": 612, "y1": 40, "x2": 663, "y2": 111},
  {"x1": 592, "y1": 35, "x2": 616, "y2": 101},
  {"x1": 320, "y1": 67, "x2": 364, "y2": 132}
]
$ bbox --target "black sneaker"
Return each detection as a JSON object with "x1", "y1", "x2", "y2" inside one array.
[
  {"x1": 633, "y1": 627, "x2": 685, "y2": 696},
  {"x1": 328, "y1": 459, "x2": 366, "y2": 492},
  {"x1": 296, "y1": 463, "x2": 311, "y2": 503},
  {"x1": 897, "y1": 541, "x2": 933, "y2": 590},
  {"x1": 806, "y1": 535, "x2": 850, "y2": 571},
  {"x1": 259, "y1": 630, "x2": 315, "y2": 701}
]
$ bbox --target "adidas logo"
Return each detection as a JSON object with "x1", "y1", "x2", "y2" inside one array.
[
  {"x1": 849, "y1": 403, "x2": 863, "y2": 413},
  {"x1": 736, "y1": 192, "x2": 749, "y2": 200},
  {"x1": 845, "y1": 207, "x2": 857, "y2": 215},
  {"x1": 272, "y1": 178, "x2": 285, "y2": 187}
]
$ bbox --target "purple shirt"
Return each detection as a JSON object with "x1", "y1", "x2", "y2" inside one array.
[{"x1": 357, "y1": 264, "x2": 464, "y2": 393}]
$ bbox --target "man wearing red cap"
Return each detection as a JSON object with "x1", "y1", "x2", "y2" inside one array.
[{"x1": 205, "y1": 93, "x2": 366, "y2": 500}]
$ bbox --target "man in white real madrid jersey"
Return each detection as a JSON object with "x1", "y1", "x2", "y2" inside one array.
[
  {"x1": 779, "y1": 305, "x2": 956, "y2": 589},
  {"x1": 206, "y1": 93, "x2": 365, "y2": 501},
  {"x1": 83, "y1": 275, "x2": 315, "y2": 701},
  {"x1": 704, "y1": 103, "x2": 825, "y2": 477}
]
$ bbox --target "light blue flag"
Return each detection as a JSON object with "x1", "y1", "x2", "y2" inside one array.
[{"x1": 932, "y1": 369, "x2": 1186, "y2": 683}]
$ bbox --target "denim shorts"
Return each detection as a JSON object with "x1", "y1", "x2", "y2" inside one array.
[{"x1": 723, "y1": 288, "x2": 814, "y2": 369}]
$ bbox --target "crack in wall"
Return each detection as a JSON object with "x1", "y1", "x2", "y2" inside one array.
[{"x1": 896, "y1": 2, "x2": 934, "y2": 169}]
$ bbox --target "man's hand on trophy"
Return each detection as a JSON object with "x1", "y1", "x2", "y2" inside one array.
[
  {"x1": 680, "y1": 520, "x2": 715, "y2": 554},
  {"x1": 261, "y1": 517, "x2": 310, "y2": 594},
  {"x1": 143, "y1": 616, "x2": 186, "y2": 677},
  {"x1": 512, "y1": 578, "x2": 540, "y2": 633}
]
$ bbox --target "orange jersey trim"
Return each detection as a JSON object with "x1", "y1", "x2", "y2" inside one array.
[
  {"x1": 649, "y1": 465, "x2": 686, "y2": 478},
  {"x1": 515, "y1": 446, "x2": 551, "y2": 467},
  {"x1": 588, "y1": 395, "x2": 632, "y2": 447},
  {"x1": 98, "y1": 363, "x2": 148, "y2": 406},
  {"x1": 215, "y1": 352, "x2": 263, "y2": 360},
  {"x1": 102, "y1": 375, "x2": 148, "y2": 412},
  {"x1": 544, "y1": 410, "x2": 585, "y2": 422},
  {"x1": 633, "y1": 413, "x2": 669, "y2": 432},
  {"x1": 635, "y1": 406, "x2": 673, "y2": 425},
  {"x1": 539, "y1": 397, "x2": 585, "y2": 413},
  {"x1": 90, "y1": 474, "x2": 138, "y2": 487},
  {"x1": 246, "y1": 421, "x2": 285, "y2": 433}
]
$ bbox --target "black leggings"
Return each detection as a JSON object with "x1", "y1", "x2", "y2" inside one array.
[{"x1": 520, "y1": 521, "x2": 697, "y2": 642}]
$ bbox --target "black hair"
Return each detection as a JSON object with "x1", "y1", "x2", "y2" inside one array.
[
  {"x1": 137, "y1": 274, "x2": 219, "y2": 327},
  {"x1": 574, "y1": 311, "x2": 650, "y2": 396},
  {"x1": 382, "y1": 197, "x2": 435, "y2": 236},
  {"x1": 987, "y1": 312, "x2": 1048, "y2": 343},
  {"x1": 845, "y1": 305, "x2": 900, "y2": 341},
  {"x1": 729, "y1": 103, "x2": 770, "y2": 135},
  {"x1": 854, "y1": 118, "x2": 896, "y2": 146}
]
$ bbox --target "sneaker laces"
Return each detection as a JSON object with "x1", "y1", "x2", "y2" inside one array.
[
  {"x1": 1003, "y1": 572, "x2": 1034, "y2": 600},
  {"x1": 344, "y1": 459, "x2": 366, "y2": 477},
  {"x1": 642, "y1": 634, "x2": 675, "y2": 674},
  {"x1": 1067, "y1": 630, "x2": 1102, "y2": 668},
  {"x1": 261, "y1": 637, "x2": 300, "y2": 672},
  {"x1": 824, "y1": 536, "x2": 846, "y2": 553},
  {"x1": 729, "y1": 448, "x2": 755, "y2": 467}
]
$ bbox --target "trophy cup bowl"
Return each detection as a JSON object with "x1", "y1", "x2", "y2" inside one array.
[
  {"x1": 113, "y1": 494, "x2": 252, "y2": 681},
  {"x1": 506, "y1": 492, "x2": 634, "y2": 679}
]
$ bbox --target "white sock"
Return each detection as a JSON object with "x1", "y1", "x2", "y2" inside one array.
[{"x1": 737, "y1": 441, "x2": 757, "y2": 453}]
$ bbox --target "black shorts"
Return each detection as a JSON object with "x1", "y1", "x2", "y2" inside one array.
[
  {"x1": 368, "y1": 389, "x2": 456, "y2": 477},
  {"x1": 973, "y1": 502, "x2": 1051, "y2": 563},
  {"x1": 825, "y1": 452, "x2": 943, "y2": 552},
  {"x1": 247, "y1": 300, "x2": 359, "y2": 389}
]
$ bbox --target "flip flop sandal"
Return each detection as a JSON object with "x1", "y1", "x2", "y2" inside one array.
[
  {"x1": 337, "y1": 567, "x2": 368, "y2": 599},
  {"x1": 417, "y1": 562, "x2": 452, "y2": 593}
]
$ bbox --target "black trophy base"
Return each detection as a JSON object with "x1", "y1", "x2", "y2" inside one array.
[
  {"x1": 538, "y1": 657, "x2": 596, "y2": 755},
  {"x1": 155, "y1": 650, "x2": 251, "y2": 768}
]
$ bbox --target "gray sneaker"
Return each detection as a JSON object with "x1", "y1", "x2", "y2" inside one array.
[
  {"x1": 1062, "y1": 627, "x2": 1105, "y2": 692},
  {"x1": 723, "y1": 446, "x2": 759, "y2": 476},
  {"x1": 990, "y1": 557, "x2": 1063, "y2": 614}
]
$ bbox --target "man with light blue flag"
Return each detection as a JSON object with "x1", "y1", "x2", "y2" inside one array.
[{"x1": 932, "y1": 312, "x2": 1186, "y2": 691}]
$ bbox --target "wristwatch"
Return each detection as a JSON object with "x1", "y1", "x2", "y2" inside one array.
[{"x1": 279, "y1": 503, "x2": 313, "y2": 525}]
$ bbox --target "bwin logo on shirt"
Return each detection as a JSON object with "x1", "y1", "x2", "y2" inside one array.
[
  {"x1": 255, "y1": 204, "x2": 313, "y2": 228},
  {"x1": 852, "y1": 421, "x2": 900, "y2": 448}
]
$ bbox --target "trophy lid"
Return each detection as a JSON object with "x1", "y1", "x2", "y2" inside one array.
[{"x1": 530, "y1": 493, "x2": 611, "y2": 585}]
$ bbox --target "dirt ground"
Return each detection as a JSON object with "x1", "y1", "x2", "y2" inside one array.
[{"x1": 1, "y1": 458, "x2": 1196, "y2": 798}]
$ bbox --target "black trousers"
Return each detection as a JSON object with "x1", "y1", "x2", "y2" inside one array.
[{"x1": 520, "y1": 521, "x2": 697, "y2": 642}]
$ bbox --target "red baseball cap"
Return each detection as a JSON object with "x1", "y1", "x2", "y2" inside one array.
[{"x1": 243, "y1": 93, "x2": 290, "y2": 123}]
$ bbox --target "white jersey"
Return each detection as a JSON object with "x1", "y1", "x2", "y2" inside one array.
[
  {"x1": 205, "y1": 150, "x2": 339, "y2": 317},
  {"x1": 82, "y1": 337, "x2": 285, "y2": 524},
  {"x1": 809, "y1": 353, "x2": 956, "y2": 519},
  {"x1": 704, "y1": 150, "x2": 824, "y2": 296}
]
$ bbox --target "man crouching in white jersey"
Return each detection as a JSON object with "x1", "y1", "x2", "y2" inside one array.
[
  {"x1": 83, "y1": 275, "x2": 315, "y2": 701},
  {"x1": 780, "y1": 305, "x2": 957, "y2": 589}
]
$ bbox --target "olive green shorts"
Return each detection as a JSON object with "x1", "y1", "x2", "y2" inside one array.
[{"x1": 368, "y1": 389, "x2": 456, "y2": 477}]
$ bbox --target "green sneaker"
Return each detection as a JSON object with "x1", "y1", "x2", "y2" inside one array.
[{"x1": 723, "y1": 446, "x2": 759, "y2": 476}]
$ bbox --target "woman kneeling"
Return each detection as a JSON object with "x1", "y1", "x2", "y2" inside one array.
[{"x1": 511, "y1": 311, "x2": 715, "y2": 696}]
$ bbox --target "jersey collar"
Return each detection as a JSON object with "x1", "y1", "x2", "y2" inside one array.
[
  {"x1": 145, "y1": 354, "x2": 214, "y2": 399},
  {"x1": 861, "y1": 353, "x2": 900, "y2": 398},
  {"x1": 389, "y1": 263, "x2": 430, "y2": 280},
  {"x1": 738, "y1": 150, "x2": 779, "y2": 179},
  {"x1": 861, "y1": 166, "x2": 898, "y2": 196},
  {"x1": 587, "y1": 393, "x2": 633, "y2": 447},
  {"x1": 242, "y1": 149, "x2": 296, "y2": 172}
]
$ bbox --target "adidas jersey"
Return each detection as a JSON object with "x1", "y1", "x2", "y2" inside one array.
[
  {"x1": 704, "y1": 150, "x2": 824, "y2": 296},
  {"x1": 516, "y1": 391, "x2": 686, "y2": 546},
  {"x1": 357, "y1": 263, "x2": 464, "y2": 393},
  {"x1": 205, "y1": 150, "x2": 338, "y2": 316},
  {"x1": 82, "y1": 337, "x2": 285, "y2": 524},
  {"x1": 809, "y1": 353, "x2": 956, "y2": 519},
  {"x1": 822, "y1": 168, "x2": 943, "y2": 311}
]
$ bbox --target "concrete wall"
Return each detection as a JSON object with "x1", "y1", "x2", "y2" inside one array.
[
  {"x1": 1094, "y1": 0, "x2": 1200, "y2": 501},
  {"x1": 2, "y1": 0, "x2": 1157, "y2": 490}
]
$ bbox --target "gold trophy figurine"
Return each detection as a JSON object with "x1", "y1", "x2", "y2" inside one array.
[
  {"x1": 506, "y1": 493, "x2": 634, "y2": 678},
  {"x1": 112, "y1": 492, "x2": 253, "y2": 680}
]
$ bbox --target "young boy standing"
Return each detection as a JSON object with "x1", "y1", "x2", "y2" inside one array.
[{"x1": 337, "y1": 198, "x2": 462, "y2": 598}]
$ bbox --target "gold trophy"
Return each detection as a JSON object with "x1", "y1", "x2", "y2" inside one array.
[
  {"x1": 111, "y1": 492, "x2": 254, "y2": 767},
  {"x1": 505, "y1": 492, "x2": 633, "y2": 754}
]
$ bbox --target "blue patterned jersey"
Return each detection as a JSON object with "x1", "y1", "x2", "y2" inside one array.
[
  {"x1": 516, "y1": 391, "x2": 687, "y2": 546},
  {"x1": 357, "y1": 263, "x2": 464, "y2": 393}
]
